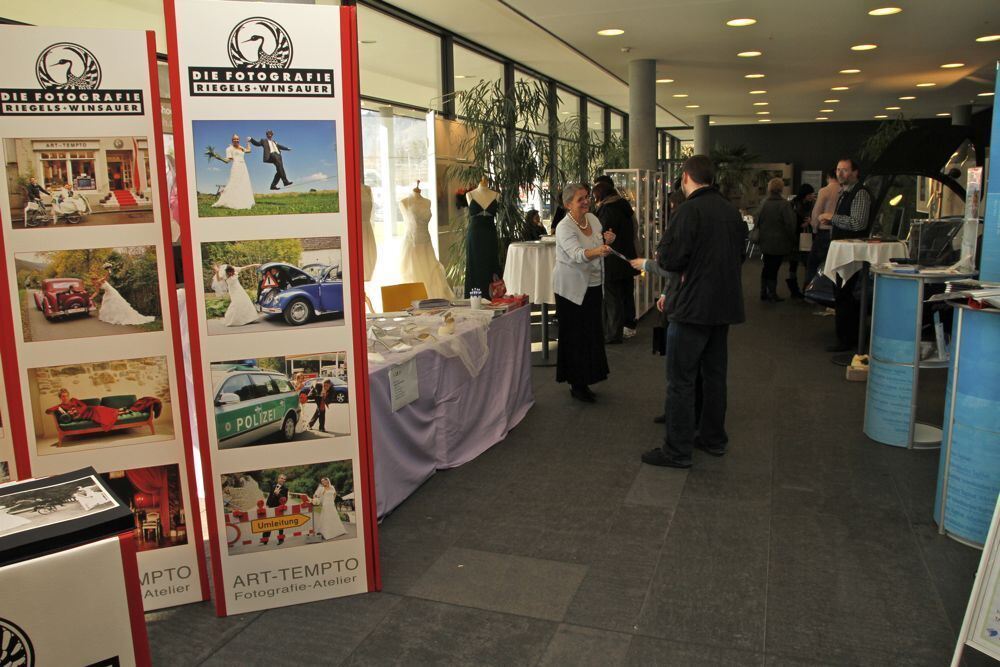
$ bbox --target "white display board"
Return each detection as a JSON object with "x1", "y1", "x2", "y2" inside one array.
[
  {"x1": 0, "y1": 25, "x2": 208, "y2": 610},
  {"x1": 165, "y1": 0, "x2": 379, "y2": 615},
  {"x1": 953, "y1": 493, "x2": 1000, "y2": 665}
]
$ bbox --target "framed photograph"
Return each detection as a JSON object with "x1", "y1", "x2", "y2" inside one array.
[
  {"x1": 27, "y1": 355, "x2": 175, "y2": 457},
  {"x1": 221, "y1": 460, "x2": 356, "y2": 556},
  {"x1": 191, "y1": 120, "x2": 339, "y2": 218},
  {"x1": 201, "y1": 236, "x2": 344, "y2": 335},
  {"x1": 4, "y1": 136, "x2": 156, "y2": 230},
  {"x1": 101, "y1": 464, "x2": 188, "y2": 553},
  {"x1": 16, "y1": 245, "x2": 163, "y2": 343}
]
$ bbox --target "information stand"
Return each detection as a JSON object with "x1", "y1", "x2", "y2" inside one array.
[
  {"x1": 0, "y1": 25, "x2": 208, "y2": 610},
  {"x1": 164, "y1": 0, "x2": 379, "y2": 615}
]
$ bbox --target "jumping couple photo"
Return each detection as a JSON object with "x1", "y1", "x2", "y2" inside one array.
[{"x1": 208, "y1": 130, "x2": 293, "y2": 210}]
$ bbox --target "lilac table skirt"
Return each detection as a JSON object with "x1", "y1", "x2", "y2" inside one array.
[{"x1": 369, "y1": 306, "x2": 534, "y2": 518}]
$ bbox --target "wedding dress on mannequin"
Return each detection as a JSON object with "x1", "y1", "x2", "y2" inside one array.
[
  {"x1": 465, "y1": 178, "x2": 500, "y2": 298},
  {"x1": 361, "y1": 184, "x2": 377, "y2": 281},
  {"x1": 399, "y1": 185, "x2": 451, "y2": 299}
]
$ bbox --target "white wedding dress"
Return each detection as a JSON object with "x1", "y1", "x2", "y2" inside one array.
[
  {"x1": 212, "y1": 145, "x2": 255, "y2": 210},
  {"x1": 0, "y1": 507, "x2": 30, "y2": 534},
  {"x1": 223, "y1": 274, "x2": 259, "y2": 327},
  {"x1": 399, "y1": 194, "x2": 452, "y2": 299},
  {"x1": 99, "y1": 281, "x2": 155, "y2": 326},
  {"x1": 312, "y1": 485, "x2": 346, "y2": 540}
]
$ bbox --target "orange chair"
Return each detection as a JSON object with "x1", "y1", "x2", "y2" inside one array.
[{"x1": 381, "y1": 282, "x2": 428, "y2": 312}]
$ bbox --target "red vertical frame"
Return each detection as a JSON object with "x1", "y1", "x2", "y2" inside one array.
[{"x1": 119, "y1": 533, "x2": 153, "y2": 667}]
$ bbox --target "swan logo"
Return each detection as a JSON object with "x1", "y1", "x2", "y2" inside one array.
[
  {"x1": 187, "y1": 17, "x2": 334, "y2": 98},
  {"x1": 0, "y1": 42, "x2": 143, "y2": 116},
  {"x1": 35, "y1": 42, "x2": 102, "y2": 90},
  {"x1": 0, "y1": 617, "x2": 35, "y2": 667}
]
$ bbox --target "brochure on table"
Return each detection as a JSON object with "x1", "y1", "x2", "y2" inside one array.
[
  {"x1": 0, "y1": 534, "x2": 150, "y2": 667},
  {"x1": 0, "y1": 25, "x2": 208, "y2": 610},
  {"x1": 165, "y1": 0, "x2": 379, "y2": 615}
]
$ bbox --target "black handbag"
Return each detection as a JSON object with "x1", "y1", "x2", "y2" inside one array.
[{"x1": 803, "y1": 274, "x2": 836, "y2": 306}]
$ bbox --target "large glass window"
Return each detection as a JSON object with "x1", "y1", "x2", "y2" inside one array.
[
  {"x1": 610, "y1": 111, "x2": 624, "y2": 139},
  {"x1": 586, "y1": 101, "x2": 605, "y2": 145},
  {"x1": 453, "y1": 45, "x2": 504, "y2": 116},
  {"x1": 514, "y1": 70, "x2": 548, "y2": 133},
  {"x1": 556, "y1": 89, "x2": 580, "y2": 138},
  {"x1": 358, "y1": 7, "x2": 442, "y2": 110}
]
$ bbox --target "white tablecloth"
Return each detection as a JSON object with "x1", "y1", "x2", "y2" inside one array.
[
  {"x1": 823, "y1": 240, "x2": 908, "y2": 282},
  {"x1": 503, "y1": 241, "x2": 556, "y2": 304}
]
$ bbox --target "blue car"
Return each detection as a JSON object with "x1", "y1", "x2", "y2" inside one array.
[
  {"x1": 301, "y1": 376, "x2": 349, "y2": 404},
  {"x1": 256, "y1": 262, "x2": 344, "y2": 326}
]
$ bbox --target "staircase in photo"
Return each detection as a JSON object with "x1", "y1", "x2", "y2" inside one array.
[{"x1": 99, "y1": 190, "x2": 150, "y2": 208}]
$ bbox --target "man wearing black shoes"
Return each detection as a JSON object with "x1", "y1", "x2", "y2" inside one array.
[{"x1": 642, "y1": 155, "x2": 747, "y2": 469}]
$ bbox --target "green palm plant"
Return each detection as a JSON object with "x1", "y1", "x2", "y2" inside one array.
[{"x1": 710, "y1": 143, "x2": 758, "y2": 205}]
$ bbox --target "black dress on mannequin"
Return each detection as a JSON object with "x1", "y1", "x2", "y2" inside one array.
[{"x1": 464, "y1": 198, "x2": 500, "y2": 298}]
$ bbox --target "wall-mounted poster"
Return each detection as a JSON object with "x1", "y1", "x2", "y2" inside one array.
[
  {"x1": 0, "y1": 25, "x2": 208, "y2": 610},
  {"x1": 165, "y1": 0, "x2": 378, "y2": 615}
]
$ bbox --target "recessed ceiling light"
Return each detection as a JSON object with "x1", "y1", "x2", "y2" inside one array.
[
  {"x1": 979, "y1": 92, "x2": 995, "y2": 97},
  {"x1": 745, "y1": 73, "x2": 766, "y2": 79},
  {"x1": 360, "y1": 40, "x2": 377, "y2": 44},
  {"x1": 889, "y1": 194, "x2": 903, "y2": 206},
  {"x1": 737, "y1": 51, "x2": 762, "y2": 57},
  {"x1": 824, "y1": 99, "x2": 840, "y2": 103},
  {"x1": 673, "y1": 93, "x2": 689, "y2": 98},
  {"x1": 758, "y1": 118, "x2": 772, "y2": 122},
  {"x1": 560, "y1": 111, "x2": 571, "y2": 115},
  {"x1": 885, "y1": 106, "x2": 901, "y2": 110},
  {"x1": 874, "y1": 114, "x2": 888, "y2": 119},
  {"x1": 656, "y1": 78, "x2": 675, "y2": 83},
  {"x1": 820, "y1": 108, "x2": 835, "y2": 113},
  {"x1": 709, "y1": 120, "x2": 716, "y2": 124},
  {"x1": 726, "y1": 18, "x2": 757, "y2": 27},
  {"x1": 756, "y1": 111, "x2": 770, "y2": 115},
  {"x1": 832, "y1": 86, "x2": 850, "y2": 91},
  {"x1": 916, "y1": 82, "x2": 936, "y2": 87},
  {"x1": 839, "y1": 69, "x2": 861, "y2": 74},
  {"x1": 976, "y1": 35, "x2": 1000, "y2": 42},
  {"x1": 899, "y1": 95, "x2": 916, "y2": 100},
  {"x1": 597, "y1": 28, "x2": 625, "y2": 36},
  {"x1": 868, "y1": 7, "x2": 902, "y2": 15},
  {"x1": 941, "y1": 63, "x2": 965, "y2": 68},
  {"x1": 749, "y1": 90, "x2": 767, "y2": 94},
  {"x1": 454, "y1": 74, "x2": 469, "y2": 79},
  {"x1": 685, "y1": 104, "x2": 700, "y2": 108},
  {"x1": 816, "y1": 116, "x2": 830, "y2": 120},
  {"x1": 851, "y1": 44, "x2": 878, "y2": 51},
  {"x1": 752, "y1": 102, "x2": 769, "y2": 106},
  {"x1": 937, "y1": 112, "x2": 951, "y2": 116}
]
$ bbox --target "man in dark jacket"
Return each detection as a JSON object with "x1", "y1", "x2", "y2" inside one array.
[
  {"x1": 642, "y1": 155, "x2": 747, "y2": 468},
  {"x1": 594, "y1": 180, "x2": 639, "y2": 343}
]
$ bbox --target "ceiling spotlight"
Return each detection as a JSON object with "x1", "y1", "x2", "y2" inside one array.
[
  {"x1": 868, "y1": 7, "x2": 902, "y2": 15},
  {"x1": 726, "y1": 18, "x2": 757, "y2": 27},
  {"x1": 820, "y1": 108, "x2": 835, "y2": 113},
  {"x1": 758, "y1": 118, "x2": 772, "y2": 122},
  {"x1": 824, "y1": 99, "x2": 841, "y2": 103},
  {"x1": 737, "y1": 51, "x2": 762, "y2": 57},
  {"x1": 975, "y1": 35, "x2": 1000, "y2": 42},
  {"x1": 937, "y1": 112, "x2": 951, "y2": 116},
  {"x1": 685, "y1": 104, "x2": 700, "y2": 108},
  {"x1": 979, "y1": 92, "x2": 995, "y2": 97},
  {"x1": 839, "y1": 69, "x2": 861, "y2": 74},
  {"x1": 874, "y1": 114, "x2": 888, "y2": 118},
  {"x1": 749, "y1": 90, "x2": 767, "y2": 94},
  {"x1": 756, "y1": 111, "x2": 770, "y2": 115},
  {"x1": 673, "y1": 93, "x2": 689, "y2": 98},
  {"x1": 851, "y1": 44, "x2": 878, "y2": 51},
  {"x1": 597, "y1": 28, "x2": 625, "y2": 36},
  {"x1": 745, "y1": 73, "x2": 765, "y2": 79},
  {"x1": 709, "y1": 120, "x2": 717, "y2": 124},
  {"x1": 832, "y1": 86, "x2": 850, "y2": 91},
  {"x1": 815, "y1": 116, "x2": 830, "y2": 120},
  {"x1": 941, "y1": 63, "x2": 965, "y2": 68},
  {"x1": 752, "y1": 102, "x2": 769, "y2": 106},
  {"x1": 454, "y1": 74, "x2": 468, "y2": 79},
  {"x1": 916, "y1": 82, "x2": 936, "y2": 87},
  {"x1": 899, "y1": 95, "x2": 916, "y2": 100},
  {"x1": 656, "y1": 78, "x2": 675, "y2": 83},
  {"x1": 885, "y1": 106, "x2": 901, "y2": 110}
]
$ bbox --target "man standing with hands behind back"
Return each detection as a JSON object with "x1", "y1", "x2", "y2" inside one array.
[{"x1": 642, "y1": 155, "x2": 747, "y2": 469}]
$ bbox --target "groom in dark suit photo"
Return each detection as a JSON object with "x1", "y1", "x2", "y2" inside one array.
[
  {"x1": 248, "y1": 130, "x2": 293, "y2": 190},
  {"x1": 259, "y1": 473, "x2": 290, "y2": 546}
]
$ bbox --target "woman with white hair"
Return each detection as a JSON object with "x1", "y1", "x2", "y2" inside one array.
[{"x1": 552, "y1": 183, "x2": 615, "y2": 402}]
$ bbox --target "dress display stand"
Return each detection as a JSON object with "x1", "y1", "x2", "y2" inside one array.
[
  {"x1": 399, "y1": 182, "x2": 451, "y2": 300},
  {"x1": 465, "y1": 179, "x2": 500, "y2": 299},
  {"x1": 361, "y1": 184, "x2": 377, "y2": 282}
]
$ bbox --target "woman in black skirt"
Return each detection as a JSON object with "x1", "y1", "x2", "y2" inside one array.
[{"x1": 552, "y1": 183, "x2": 615, "y2": 402}]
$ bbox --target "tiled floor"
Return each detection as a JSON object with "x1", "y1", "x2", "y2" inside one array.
[{"x1": 147, "y1": 263, "x2": 992, "y2": 665}]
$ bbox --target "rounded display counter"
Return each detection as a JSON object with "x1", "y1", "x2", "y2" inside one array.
[{"x1": 934, "y1": 304, "x2": 1000, "y2": 547}]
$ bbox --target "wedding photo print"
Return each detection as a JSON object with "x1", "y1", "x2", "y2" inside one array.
[
  {"x1": 191, "y1": 120, "x2": 339, "y2": 218},
  {"x1": 201, "y1": 236, "x2": 344, "y2": 334},
  {"x1": 221, "y1": 460, "x2": 357, "y2": 557},
  {"x1": 100, "y1": 465, "x2": 188, "y2": 553},
  {"x1": 212, "y1": 352, "x2": 351, "y2": 450},
  {"x1": 4, "y1": 137, "x2": 156, "y2": 229},
  {"x1": 27, "y1": 355, "x2": 174, "y2": 457},
  {"x1": 0, "y1": 474, "x2": 116, "y2": 540},
  {"x1": 17, "y1": 246, "x2": 163, "y2": 343}
]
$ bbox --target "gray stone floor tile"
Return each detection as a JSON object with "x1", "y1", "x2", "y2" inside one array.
[
  {"x1": 145, "y1": 601, "x2": 261, "y2": 665},
  {"x1": 538, "y1": 624, "x2": 632, "y2": 666},
  {"x1": 625, "y1": 635, "x2": 764, "y2": 666},
  {"x1": 408, "y1": 547, "x2": 587, "y2": 621},
  {"x1": 341, "y1": 597, "x2": 556, "y2": 665},
  {"x1": 625, "y1": 463, "x2": 688, "y2": 508}
]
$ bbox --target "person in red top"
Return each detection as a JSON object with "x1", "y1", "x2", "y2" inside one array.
[{"x1": 46, "y1": 388, "x2": 120, "y2": 430}]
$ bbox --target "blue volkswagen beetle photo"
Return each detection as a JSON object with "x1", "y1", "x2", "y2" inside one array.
[{"x1": 256, "y1": 262, "x2": 344, "y2": 326}]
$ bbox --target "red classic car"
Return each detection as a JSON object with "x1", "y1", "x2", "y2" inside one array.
[{"x1": 33, "y1": 277, "x2": 95, "y2": 320}]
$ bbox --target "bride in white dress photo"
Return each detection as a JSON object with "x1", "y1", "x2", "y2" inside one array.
[
  {"x1": 94, "y1": 264, "x2": 156, "y2": 326},
  {"x1": 212, "y1": 263, "x2": 261, "y2": 327},
  {"x1": 212, "y1": 134, "x2": 255, "y2": 210},
  {"x1": 311, "y1": 477, "x2": 346, "y2": 540}
]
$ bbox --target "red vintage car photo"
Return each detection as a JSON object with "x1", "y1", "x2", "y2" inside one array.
[{"x1": 32, "y1": 277, "x2": 95, "y2": 320}]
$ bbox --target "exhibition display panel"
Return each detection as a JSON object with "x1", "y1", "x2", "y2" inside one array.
[
  {"x1": 0, "y1": 25, "x2": 208, "y2": 610},
  {"x1": 605, "y1": 169, "x2": 664, "y2": 317}
]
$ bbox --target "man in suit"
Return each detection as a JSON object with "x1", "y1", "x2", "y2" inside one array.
[
  {"x1": 260, "y1": 473, "x2": 289, "y2": 546},
  {"x1": 248, "y1": 130, "x2": 293, "y2": 190}
]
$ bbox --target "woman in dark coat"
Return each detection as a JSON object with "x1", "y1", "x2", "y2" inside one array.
[
  {"x1": 755, "y1": 177, "x2": 797, "y2": 302},
  {"x1": 788, "y1": 183, "x2": 816, "y2": 298},
  {"x1": 593, "y1": 180, "x2": 639, "y2": 343}
]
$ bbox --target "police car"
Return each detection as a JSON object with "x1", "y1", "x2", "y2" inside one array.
[{"x1": 212, "y1": 365, "x2": 300, "y2": 449}]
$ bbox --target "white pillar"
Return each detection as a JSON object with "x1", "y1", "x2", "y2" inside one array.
[
  {"x1": 693, "y1": 114, "x2": 710, "y2": 156},
  {"x1": 628, "y1": 59, "x2": 656, "y2": 171}
]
